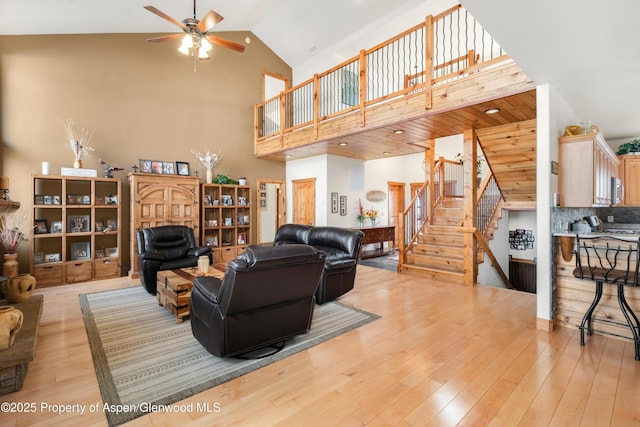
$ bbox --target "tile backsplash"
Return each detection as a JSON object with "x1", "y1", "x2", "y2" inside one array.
[{"x1": 551, "y1": 207, "x2": 640, "y2": 233}]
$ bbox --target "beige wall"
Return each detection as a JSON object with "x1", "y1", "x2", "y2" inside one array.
[{"x1": 0, "y1": 32, "x2": 290, "y2": 272}]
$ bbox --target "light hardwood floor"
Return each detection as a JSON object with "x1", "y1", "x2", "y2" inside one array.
[{"x1": 3, "y1": 265, "x2": 640, "y2": 426}]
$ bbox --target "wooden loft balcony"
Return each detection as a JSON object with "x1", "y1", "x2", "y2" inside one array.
[{"x1": 253, "y1": 5, "x2": 536, "y2": 162}]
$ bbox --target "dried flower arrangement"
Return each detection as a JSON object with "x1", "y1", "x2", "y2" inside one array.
[
  {"x1": 0, "y1": 211, "x2": 31, "y2": 254},
  {"x1": 61, "y1": 119, "x2": 95, "y2": 168},
  {"x1": 191, "y1": 149, "x2": 222, "y2": 182}
]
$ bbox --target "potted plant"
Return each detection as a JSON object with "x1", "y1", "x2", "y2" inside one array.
[{"x1": 616, "y1": 138, "x2": 640, "y2": 155}]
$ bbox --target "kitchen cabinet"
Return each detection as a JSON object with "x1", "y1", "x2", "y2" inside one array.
[
  {"x1": 619, "y1": 155, "x2": 640, "y2": 206},
  {"x1": 558, "y1": 132, "x2": 619, "y2": 207}
]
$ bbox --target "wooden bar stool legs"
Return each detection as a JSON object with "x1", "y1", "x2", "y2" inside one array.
[
  {"x1": 616, "y1": 283, "x2": 640, "y2": 360},
  {"x1": 579, "y1": 281, "x2": 603, "y2": 346}
]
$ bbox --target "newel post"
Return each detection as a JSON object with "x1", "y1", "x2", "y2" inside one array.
[{"x1": 462, "y1": 128, "x2": 478, "y2": 285}]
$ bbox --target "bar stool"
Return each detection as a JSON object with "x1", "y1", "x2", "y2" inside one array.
[{"x1": 572, "y1": 235, "x2": 640, "y2": 360}]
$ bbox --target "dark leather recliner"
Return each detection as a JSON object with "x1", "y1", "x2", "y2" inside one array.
[
  {"x1": 190, "y1": 244, "x2": 326, "y2": 357},
  {"x1": 274, "y1": 224, "x2": 364, "y2": 304},
  {"x1": 136, "y1": 225, "x2": 212, "y2": 295}
]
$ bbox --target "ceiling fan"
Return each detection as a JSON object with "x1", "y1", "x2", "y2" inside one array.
[{"x1": 144, "y1": 0, "x2": 245, "y2": 70}]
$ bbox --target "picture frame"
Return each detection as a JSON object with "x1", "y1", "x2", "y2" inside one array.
[
  {"x1": 238, "y1": 196, "x2": 247, "y2": 206},
  {"x1": 44, "y1": 195, "x2": 53, "y2": 205},
  {"x1": 105, "y1": 218, "x2": 117, "y2": 232},
  {"x1": 95, "y1": 196, "x2": 104, "y2": 205},
  {"x1": 34, "y1": 219, "x2": 49, "y2": 234},
  {"x1": 204, "y1": 195, "x2": 212, "y2": 206},
  {"x1": 52, "y1": 195, "x2": 61, "y2": 205},
  {"x1": 106, "y1": 247, "x2": 118, "y2": 257},
  {"x1": 82, "y1": 195, "x2": 90, "y2": 205},
  {"x1": 259, "y1": 183, "x2": 266, "y2": 191},
  {"x1": 260, "y1": 199, "x2": 266, "y2": 208},
  {"x1": 340, "y1": 195, "x2": 347, "y2": 216},
  {"x1": 105, "y1": 195, "x2": 118, "y2": 205},
  {"x1": 331, "y1": 192, "x2": 338, "y2": 213},
  {"x1": 95, "y1": 247, "x2": 105, "y2": 258},
  {"x1": 139, "y1": 159, "x2": 153, "y2": 173},
  {"x1": 151, "y1": 161, "x2": 163, "y2": 174},
  {"x1": 224, "y1": 217, "x2": 233, "y2": 226},
  {"x1": 67, "y1": 215, "x2": 90, "y2": 233},
  {"x1": 237, "y1": 232, "x2": 246, "y2": 245},
  {"x1": 176, "y1": 161, "x2": 190, "y2": 176},
  {"x1": 70, "y1": 241, "x2": 91, "y2": 261},
  {"x1": 45, "y1": 253, "x2": 61, "y2": 263},
  {"x1": 50, "y1": 220, "x2": 63, "y2": 234},
  {"x1": 34, "y1": 252, "x2": 44, "y2": 264},
  {"x1": 162, "y1": 161, "x2": 175, "y2": 175},
  {"x1": 34, "y1": 195, "x2": 44, "y2": 205},
  {"x1": 95, "y1": 220, "x2": 104, "y2": 232}
]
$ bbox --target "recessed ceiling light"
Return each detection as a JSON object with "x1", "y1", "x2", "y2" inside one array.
[
  {"x1": 244, "y1": 37, "x2": 251, "y2": 44},
  {"x1": 383, "y1": 151, "x2": 391, "y2": 155},
  {"x1": 285, "y1": 155, "x2": 292, "y2": 158},
  {"x1": 484, "y1": 108, "x2": 500, "y2": 115},
  {"x1": 339, "y1": 142, "x2": 348, "y2": 146},
  {"x1": 393, "y1": 130, "x2": 404, "y2": 134}
]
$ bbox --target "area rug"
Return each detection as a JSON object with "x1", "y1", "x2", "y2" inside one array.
[
  {"x1": 359, "y1": 253, "x2": 399, "y2": 271},
  {"x1": 79, "y1": 286, "x2": 379, "y2": 426}
]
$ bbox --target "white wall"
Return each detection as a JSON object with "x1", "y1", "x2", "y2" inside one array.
[
  {"x1": 478, "y1": 210, "x2": 509, "y2": 287},
  {"x1": 508, "y1": 211, "x2": 537, "y2": 260},
  {"x1": 537, "y1": 83, "x2": 578, "y2": 323}
]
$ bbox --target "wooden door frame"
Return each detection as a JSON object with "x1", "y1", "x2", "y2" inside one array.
[
  {"x1": 255, "y1": 178, "x2": 286, "y2": 244},
  {"x1": 387, "y1": 181, "x2": 405, "y2": 249}
]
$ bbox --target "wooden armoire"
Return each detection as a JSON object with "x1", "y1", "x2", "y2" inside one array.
[{"x1": 128, "y1": 173, "x2": 200, "y2": 278}]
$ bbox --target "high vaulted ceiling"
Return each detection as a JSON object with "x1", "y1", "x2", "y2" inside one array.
[{"x1": 1, "y1": 0, "x2": 640, "y2": 141}]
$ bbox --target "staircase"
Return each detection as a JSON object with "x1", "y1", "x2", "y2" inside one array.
[{"x1": 403, "y1": 199, "x2": 465, "y2": 282}]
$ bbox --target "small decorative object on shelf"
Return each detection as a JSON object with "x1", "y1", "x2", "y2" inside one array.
[
  {"x1": 99, "y1": 159, "x2": 123, "y2": 178},
  {"x1": 191, "y1": 149, "x2": 222, "y2": 183},
  {"x1": 61, "y1": 118, "x2": 95, "y2": 169},
  {"x1": 0, "y1": 177, "x2": 9, "y2": 201}
]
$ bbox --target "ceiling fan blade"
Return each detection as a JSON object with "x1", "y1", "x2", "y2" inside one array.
[
  {"x1": 197, "y1": 10, "x2": 224, "y2": 32},
  {"x1": 146, "y1": 34, "x2": 185, "y2": 43},
  {"x1": 144, "y1": 5, "x2": 187, "y2": 30},
  {"x1": 205, "y1": 35, "x2": 246, "y2": 53}
]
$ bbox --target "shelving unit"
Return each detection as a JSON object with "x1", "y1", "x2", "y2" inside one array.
[
  {"x1": 201, "y1": 184, "x2": 252, "y2": 264},
  {"x1": 30, "y1": 174, "x2": 122, "y2": 286}
]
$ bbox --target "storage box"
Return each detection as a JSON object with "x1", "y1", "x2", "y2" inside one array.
[
  {"x1": 66, "y1": 261, "x2": 93, "y2": 283},
  {"x1": 94, "y1": 259, "x2": 120, "y2": 279},
  {"x1": 33, "y1": 264, "x2": 63, "y2": 287}
]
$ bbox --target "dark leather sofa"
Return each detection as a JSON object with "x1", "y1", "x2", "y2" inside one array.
[
  {"x1": 190, "y1": 244, "x2": 326, "y2": 357},
  {"x1": 274, "y1": 224, "x2": 364, "y2": 304},
  {"x1": 136, "y1": 225, "x2": 212, "y2": 294}
]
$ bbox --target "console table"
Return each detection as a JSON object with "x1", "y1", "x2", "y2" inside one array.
[{"x1": 359, "y1": 226, "x2": 395, "y2": 259}]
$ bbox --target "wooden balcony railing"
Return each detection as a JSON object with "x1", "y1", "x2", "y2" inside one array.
[{"x1": 255, "y1": 4, "x2": 505, "y2": 144}]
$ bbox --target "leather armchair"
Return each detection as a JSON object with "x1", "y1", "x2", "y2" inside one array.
[
  {"x1": 190, "y1": 244, "x2": 326, "y2": 357},
  {"x1": 136, "y1": 225, "x2": 212, "y2": 295},
  {"x1": 274, "y1": 224, "x2": 364, "y2": 304}
]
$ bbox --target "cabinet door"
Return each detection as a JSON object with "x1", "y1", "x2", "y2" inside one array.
[{"x1": 624, "y1": 158, "x2": 640, "y2": 205}]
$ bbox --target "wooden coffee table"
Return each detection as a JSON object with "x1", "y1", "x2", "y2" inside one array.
[{"x1": 157, "y1": 265, "x2": 225, "y2": 323}]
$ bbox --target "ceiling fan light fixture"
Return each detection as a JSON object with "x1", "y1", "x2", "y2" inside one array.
[
  {"x1": 200, "y1": 37, "x2": 212, "y2": 52},
  {"x1": 178, "y1": 35, "x2": 193, "y2": 55},
  {"x1": 197, "y1": 48, "x2": 209, "y2": 59}
]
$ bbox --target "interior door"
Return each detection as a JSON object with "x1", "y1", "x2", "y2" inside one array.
[
  {"x1": 387, "y1": 181, "x2": 405, "y2": 248},
  {"x1": 293, "y1": 178, "x2": 316, "y2": 225},
  {"x1": 256, "y1": 178, "x2": 286, "y2": 244}
]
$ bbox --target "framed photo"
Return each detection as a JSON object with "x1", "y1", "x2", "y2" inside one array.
[
  {"x1": 105, "y1": 218, "x2": 117, "y2": 232},
  {"x1": 260, "y1": 199, "x2": 266, "y2": 208},
  {"x1": 34, "y1": 219, "x2": 49, "y2": 234},
  {"x1": 151, "y1": 161, "x2": 163, "y2": 174},
  {"x1": 68, "y1": 215, "x2": 90, "y2": 233},
  {"x1": 221, "y1": 195, "x2": 233, "y2": 206},
  {"x1": 52, "y1": 195, "x2": 61, "y2": 205},
  {"x1": 105, "y1": 195, "x2": 118, "y2": 205},
  {"x1": 237, "y1": 232, "x2": 246, "y2": 245},
  {"x1": 50, "y1": 220, "x2": 63, "y2": 234},
  {"x1": 204, "y1": 195, "x2": 212, "y2": 206},
  {"x1": 44, "y1": 195, "x2": 53, "y2": 205},
  {"x1": 34, "y1": 195, "x2": 44, "y2": 205},
  {"x1": 139, "y1": 159, "x2": 153, "y2": 173},
  {"x1": 45, "y1": 253, "x2": 61, "y2": 263},
  {"x1": 224, "y1": 217, "x2": 233, "y2": 226},
  {"x1": 176, "y1": 161, "x2": 190, "y2": 176},
  {"x1": 238, "y1": 196, "x2": 247, "y2": 206},
  {"x1": 95, "y1": 220, "x2": 104, "y2": 232},
  {"x1": 82, "y1": 195, "x2": 90, "y2": 205},
  {"x1": 34, "y1": 252, "x2": 44, "y2": 264},
  {"x1": 70, "y1": 242, "x2": 91, "y2": 261},
  {"x1": 340, "y1": 195, "x2": 347, "y2": 216},
  {"x1": 259, "y1": 183, "x2": 266, "y2": 191},
  {"x1": 331, "y1": 192, "x2": 338, "y2": 213},
  {"x1": 106, "y1": 247, "x2": 118, "y2": 257},
  {"x1": 207, "y1": 219, "x2": 217, "y2": 227},
  {"x1": 95, "y1": 247, "x2": 105, "y2": 258},
  {"x1": 163, "y1": 162, "x2": 175, "y2": 175}
]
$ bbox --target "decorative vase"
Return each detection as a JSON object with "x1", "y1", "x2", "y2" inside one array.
[
  {"x1": 74, "y1": 159, "x2": 82, "y2": 168},
  {"x1": 370, "y1": 218, "x2": 376, "y2": 228},
  {"x1": 198, "y1": 255, "x2": 210, "y2": 273},
  {"x1": 2, "y1": 274, "x2": 36, "y2": 303},
  {"x1": 206, "y1": 169, "x2": 213, "y2": 184},
  {"x1": 359, "y1": 220, "x2": 364, "y2": 229},
  {"x1": 0, "y1": 305, "x2": 23, "y2": 351},
  {"x1": 2, "y1": 253, "x2": 19, "y2": 277}
]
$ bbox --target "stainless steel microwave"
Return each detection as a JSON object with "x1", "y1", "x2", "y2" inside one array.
[{"x1": 611, "y1": 176, "x2": 624, "y2": 205}]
